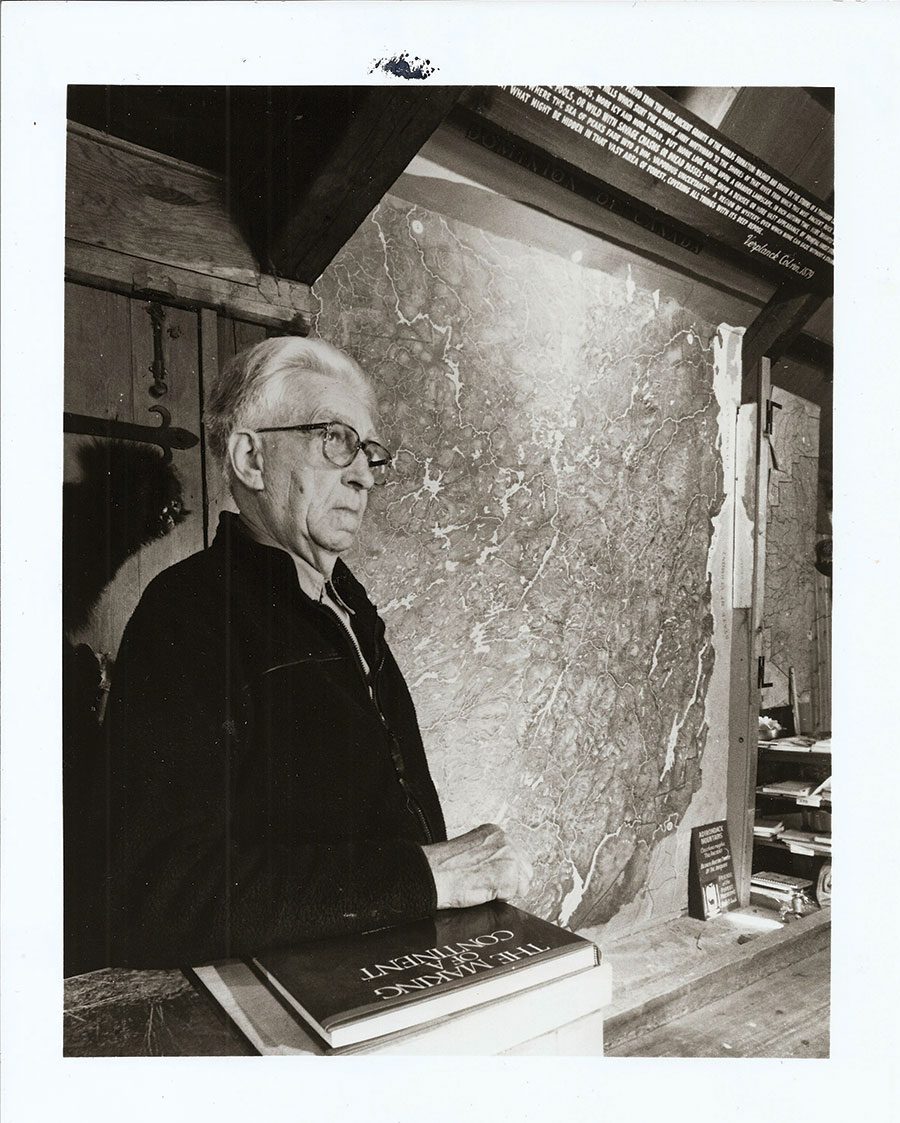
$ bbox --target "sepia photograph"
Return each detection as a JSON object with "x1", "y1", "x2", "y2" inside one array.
[
  {"x1": 2, "y1": 3, "x2": 899, "y2": 1121},
  {"x1": 60, "y1": 80, "x2": 833, "y2": 1059}
]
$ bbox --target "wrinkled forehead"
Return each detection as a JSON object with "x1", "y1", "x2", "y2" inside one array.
[{"x1": 262, "y1": 369, "x2": 379, "y2": 437}]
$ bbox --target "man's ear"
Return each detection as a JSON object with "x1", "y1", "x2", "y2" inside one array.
[{"x1": 228, "y1": 430, "x2": 265, "y2": 491}]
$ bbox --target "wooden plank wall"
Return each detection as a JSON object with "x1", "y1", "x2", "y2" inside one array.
[
  {"x1": 203, "y1": 315, "x2": 269, "y2": 541},
  {"x1": 64, "y1": 286, "x2": 141, "y2": 655},
  {"x1": 813, "y1": 574, "x2": 832, "y2": 734},
  {"x1": 63, "y1": 122, "x2": 314, "y2": 657},
  {"x1": 64, "y1": 283, "x2": 205, "y2": 658},
  {"x1": 64, "y1": 281, "x2": 272, "y2": 659}
]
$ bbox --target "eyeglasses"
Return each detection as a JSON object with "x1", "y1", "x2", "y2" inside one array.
[{"x1": 255, "y1": 421, "x2": 393, "y2": 480}]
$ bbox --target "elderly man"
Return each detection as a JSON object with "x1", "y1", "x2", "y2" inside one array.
[{"x1": 103, "y1": 336, "x2": 531, "y2": 967}]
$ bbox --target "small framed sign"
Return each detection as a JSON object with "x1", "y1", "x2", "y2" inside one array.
[{"x1": 688, "y1": 821, "x2": 739, "y2": 920}]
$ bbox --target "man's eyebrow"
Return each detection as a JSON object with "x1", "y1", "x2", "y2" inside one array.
[{"x1": 312, "y1": 411, "x2": 384, "y2": 443}]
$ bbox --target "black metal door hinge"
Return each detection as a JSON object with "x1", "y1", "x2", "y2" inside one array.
[{"x1": 147, "y1": 302, "x2": 169, "y2": 398}]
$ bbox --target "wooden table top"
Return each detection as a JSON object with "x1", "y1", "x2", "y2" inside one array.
[{"x1": 64, "y1": 967, "x2": 254, "y2": 1057}]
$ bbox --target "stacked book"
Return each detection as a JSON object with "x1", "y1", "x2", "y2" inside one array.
[
  {"x1": 191, "y1": 900, "x2": 607, "y2": 1055},
  {"x1": 757, "y1": 735, "x2": 832, "y2": 754},
  {"x1": 778, "y1": 828, "x2": 832, "y2": 857},
  {"x1": 756, "y1": 779, "x2": 819, "y2": 800},
  {"x1": 753, "y1": 816, "x2": 785, "y2": 841},
  {"x1": 796, "y1": 775, "x2": 831, "y2": 807}
]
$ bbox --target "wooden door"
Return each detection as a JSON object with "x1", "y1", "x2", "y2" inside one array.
[
  {"x1": 64, "y1": 291, "x2": 297, "y2": 657},
  {"x1": 63, "y1": 282, "x2": 205, "y2": 660},
  {"x1": 201, "y1": 313, "x2": 270, "y2": 538}
]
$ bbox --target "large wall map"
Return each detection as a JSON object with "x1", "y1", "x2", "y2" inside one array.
[{"x1": 315, "y1": 191, "x2": 733, "y2": 932}]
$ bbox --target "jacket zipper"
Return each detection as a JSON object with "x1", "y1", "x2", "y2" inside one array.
[{"x1": 314, "y1": 602, "x2": 434, "y2": 845}]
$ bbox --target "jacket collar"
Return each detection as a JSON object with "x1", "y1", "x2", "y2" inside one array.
[{"x1": 212, "y1": 511, "x2": 376, "y2": 624}]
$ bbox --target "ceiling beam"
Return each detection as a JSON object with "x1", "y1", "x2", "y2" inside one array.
[
  {"x1": 803, "y1": 87, "x2": 835, "y2": 115},
  {"x1": 783, "y1": 331, "x2": 832, "y2": 378},
  {"x1": 459, "y1": 88, "x2": 833, "y2": 296},
  {"x1": 741, "y1": 285, "x2": 826, "y2": 384},
  {"x1": 228, "y1": 87, "x2": 463, "y2": 284}
]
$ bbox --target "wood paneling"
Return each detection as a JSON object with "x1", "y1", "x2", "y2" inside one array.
[
  {"x1": 203, "y1": 316, "x2": 269, "y2": 539},
  {"x1": 64, "y1": 285, "x2": 140, "y2": 656},
  {"x1": 813, "y1": 575, "x2": 832, "y2": 734},
  {"x1": 64, "y1": 284, "x2": 134, "y2": 419},
  {"x1": 215, "y1": 316, "x2": 268, "y2": 366},
  {"x1": 128, "y1": 300, "x2": 204, "y2": 593},
  {"x1": 728, "y1": 358, "x2": 772, "y2": 904},
  {"x1": 64, "y1": 283, "x2": 204, "y2": 658}
]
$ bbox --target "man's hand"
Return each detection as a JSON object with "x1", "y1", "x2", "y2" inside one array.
[{"x1": 421, "y1": 824, "x2": 533, "y2": 910}]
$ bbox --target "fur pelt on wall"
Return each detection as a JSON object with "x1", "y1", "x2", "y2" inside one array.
[{"x1": 63, "y1": 440, "x2": 189, "y2": 633}]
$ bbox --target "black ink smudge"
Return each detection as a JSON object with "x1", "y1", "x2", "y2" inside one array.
[{"x1": 370, "y1": 52, "x2": 437, "y2": 81}]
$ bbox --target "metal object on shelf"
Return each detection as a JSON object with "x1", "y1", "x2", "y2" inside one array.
[{"x1": 814, "y1": 862, "x2": 832, "y2": 906}]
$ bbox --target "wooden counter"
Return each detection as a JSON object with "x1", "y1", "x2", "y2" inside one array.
[{"x1": 64, "y1": 961, "x2": 612, "y2": 1057}]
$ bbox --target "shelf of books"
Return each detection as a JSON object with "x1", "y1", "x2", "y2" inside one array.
[{"x1": 752, "y1": 736, "x2": 831, "y2": 910}]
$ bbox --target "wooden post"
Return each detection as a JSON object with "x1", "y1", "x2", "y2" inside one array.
[
  {"x1": 228, "y1": 87, "x2": 463, "y2": 283},
  {"x1": 727, "y1": 356, "x2": 771, "y2": 903},
  {"x1": 742, "y1": 287, "x2": 826, "y2": 374}
]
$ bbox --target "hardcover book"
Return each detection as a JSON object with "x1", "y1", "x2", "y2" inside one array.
[
  {"x1": 249, "y1": 900, "x2": 599, "y2": 1048},
  {"x1": 757, "y1": 779, "x2": 818, "y2": 798},
  {"x1": 753, "y1": 817, "x2": 785, "y2": 838},
  {"x1": 191, "y1": 958, "x2": 612, "y2": 1055},
  {"x1": 796, "y1": 776, "x2": 832, "y2": 806}
]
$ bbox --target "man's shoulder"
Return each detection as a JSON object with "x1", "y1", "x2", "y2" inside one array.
[{"x1": 138, "y1": 542, "x2": 226, "y2": 614}]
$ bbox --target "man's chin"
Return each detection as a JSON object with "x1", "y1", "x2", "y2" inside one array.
[{"x1": 316, "y1": 529, "x2": 358, "y2": 556}]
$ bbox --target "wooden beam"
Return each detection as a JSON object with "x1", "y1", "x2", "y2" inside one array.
[
  {"x1": 727, "y1": 357, "x2": 772, "y2": 903},
  {"x1": 803, "y1": 87, "x2": 835, "y2": 115},
  {"x1": 459, "y1": 88, "x2": 833, "y2": 295},
  {"x1": 228, "y1": 87, "x2": 463, "y2": 284},
  {"x1": 67, "y1": 122, "x2": 259, "y2": 285},
  {"x1": 742, "y1": 286, "x2": 826, "y2": 379},
  {"x1": 66, "y1": 123, "x2": 314, "y2": 331},
  {"x1": 783, "y1": 332, "x2": 832, "y2": 376},
  {"x1": 66, "y1": 241, "x2": 314, "y2": 333}
]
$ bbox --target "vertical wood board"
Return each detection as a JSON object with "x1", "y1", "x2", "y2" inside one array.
[
  {"x1": 199, "y1": 308, "x2": 226, "y2": 542},
  {"x1": 727, "y1": 358, "x2": 771, "y2": 904},
  {"x1": 727, "y1": 608, "x2": 756, "y2": 902},
  {"x1": 129, "y1": 300, "x2": 204, "y2": 597},
  {"x1": 64, "y1": 284, "x2": 140, "y2": 657},
  {"x1": 206, "y1": 315, "x2": 267, "y2": 533},
  {"x1": 813, "y1": 574, "x2": 832, "y2": 733}
]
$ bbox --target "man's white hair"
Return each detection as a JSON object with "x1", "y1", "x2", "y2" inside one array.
[{"x1": 204, "y1": 336, "x2": 376, "y2": 475}]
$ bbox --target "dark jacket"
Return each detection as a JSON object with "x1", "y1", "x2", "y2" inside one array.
[{"x1": 102, "y1": 512, "x2": 446, "y2": 967}]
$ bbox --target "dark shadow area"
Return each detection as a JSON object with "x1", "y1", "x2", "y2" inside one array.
[{"x1": 63, "y1": 440, "x2": 188, "y2": 976}]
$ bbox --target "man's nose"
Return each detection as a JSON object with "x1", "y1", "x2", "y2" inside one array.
[{"x1": 343, "y1": 448, "x2": 376, "y2": 490}]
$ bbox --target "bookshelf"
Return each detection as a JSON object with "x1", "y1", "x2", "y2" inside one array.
[{"x1": 752, "y1": 738, "x2": 832, "y2": 906}]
